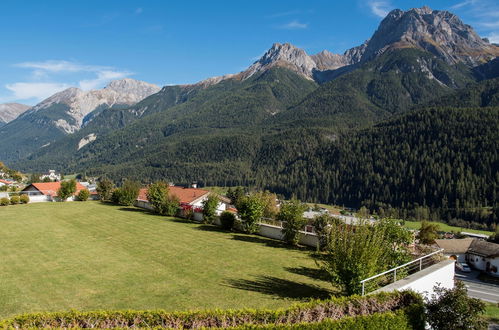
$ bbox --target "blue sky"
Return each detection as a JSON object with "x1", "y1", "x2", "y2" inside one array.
[{"x1": 1, "y1": 0, "x2": 498, "y2": 105}]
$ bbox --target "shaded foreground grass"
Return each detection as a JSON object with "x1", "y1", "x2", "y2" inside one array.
[{"x1": 0, "y1": 202, "x2": 333, "y2": 318}]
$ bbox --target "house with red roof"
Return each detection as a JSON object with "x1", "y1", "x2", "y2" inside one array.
[
  {"x1": 0, "y1": 179, "x2": 15, "y2": 187},
  {"x1": 136, "y1": 185, "x2": 231, "y2": 220},
  {"x1": 21, "y1": 182, "x2": 87, "y2": 202}
]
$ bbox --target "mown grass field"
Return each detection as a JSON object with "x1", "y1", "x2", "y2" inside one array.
[
  {"x1": 0, "y1": 202, "x2": 333, "y2": 318},
  {"x1": 401, "y1": 220, "x2": 493, "y2": 236}
]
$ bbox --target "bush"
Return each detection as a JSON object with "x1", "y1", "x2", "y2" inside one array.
[
  {"x1": 279, "y1": 199, "x2": 307, "y2": 246},
  {"x1": 115, "y1": 180, "x2": 140, "y2": 206},
  {"x1": 202, "y1": 193, "x2": 219, "y2": 224},
  {"x1": 19, "y1": 194, "x2": 30, "y2": 204},
  {"x1": 77, "y1": 189, "x2": 90, "y2": 201},
  {"x1": 220, "y1": 211, "x2": 236, "y2": 230},
  {"x1": 0, "y1": 197, "x2": 9, "y2": 206},
  {"x1": 57, "y1": 179, "x2": 77, "y2": 201},
  {"x1": 97, "y1": 178, "x2": 114, "y2": 202},
  {"x1": 10, "y1": 195, "x2": 20, "y2": 205},
  {"x1": 0, "y1": 291, "x2": 424, "y2": 329},
  {"x1": 146, "y1": 182, "x2": 180, "y2": 216},
  {"x1": 238, "y1": 194, "x2": 265, "y2": 234},
  {"x1": 426, "y1": 281, "x2": 486, "y2": 329}
]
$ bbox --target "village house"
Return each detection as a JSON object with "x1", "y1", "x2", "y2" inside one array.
[
  {"x1": 40, "y1": 170, "x2": 61, "y2": 182},
  {"x1": 0, "y1": 179, "x2": 15, "y2": 188},
  {"x1": 21, "y1": 182, "x2": 86, "y2": 202},
  {"x1": 136, "y1": 186, "x2": 231, "y2": 221},
  {"x1": 435, "y1": 238, "x2": 499, "y2": 276}
]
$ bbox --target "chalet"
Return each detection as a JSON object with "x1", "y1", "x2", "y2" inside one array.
[
  {"x1": 21, "y1": 182, "x2": 86, "y2": 202},
  {"x1": 434, "y1": 238, "x2": 474, "y2": 263},
  {"x1": 136, "y1": 186, "x2": 231, "y2": 220},
  {"x1": 466, "y1": 239, "x2": 499, "y2": 276},
  {"x1": 435, "y1": 238, "x2": 499, "y2": 276}
]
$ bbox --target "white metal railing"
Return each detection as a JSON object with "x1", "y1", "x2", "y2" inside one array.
[{"x1": 360, "y1": 248, "x2": 444, "y2": 295}]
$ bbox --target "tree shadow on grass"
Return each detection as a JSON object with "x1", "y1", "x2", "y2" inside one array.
[
  {"x1": 195, "y1": 224, "x2": 228, "y2": 233},
  {"x1": 285, "y1": 266, "x2": 331, "y2": 282},
  {"x1": 118, "y1": 207, "x2": 152, "y2": 214},
  {"x1": 231, "y1": 234, "x2": 309, "y2": 251},
  {"x1": 224, "y1": 275, "x2": 332, "y2": 300}
]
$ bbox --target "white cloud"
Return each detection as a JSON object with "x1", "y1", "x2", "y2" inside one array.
[
  {"x1": 278, "y1": 20, "x2": 308, "y2": 30},
  {"x1": 79, "y1": 70, "x2": 131, "y2": 90},
  {"x1": 450, "y1": 0, "x2": 476, "y2": 10},
  {"x1": 3, "y1": 60, "x2": 133, "y2": 103},
  {"x1": 368, "y1": 1, "x2": 392, "y2": 18},
  {"x1": 487, "y1": 32, "x2": 499, "y2": 43},
  {"x1": 5, "y1": 82, "x2": 70, "y2": 101}
]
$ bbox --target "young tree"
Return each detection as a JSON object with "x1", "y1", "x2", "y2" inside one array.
[
  {"x1": 278, "y1": 199, "x2": 307, "y2": 246},
  {"x1": 238, "y1": 194, "x2": 265, "y2": 234},
  {"x1": 202, "y1": 193, "x2": 219, "y2": 224},
  {"x1": 426, "y1": 281, "x2": 486, "y2": 330},
  {"x1": 116, "y1": 179, "x2": 140, "y2": 206},
  {"x1": 254, "y1": 190, "x2": 279, "y2": 219},
  {"x1": 0, "y1": 197, "x2": 9, "y2": 206},
  {"x1": 146, "y1": 182, "x2": 180, "y2": 216},
  {"x1": 318, "y1": 219, "x2": 412, "y2": 295},
  {"x1": 77, "y1": 189, "x2": 90, "y2": 201},
  {"x1": 57, "y1": 179, "x2": 77, "y2": 201},
  {"x1": 227, "y1": 186, "x2": 245, "y2": 208},
  {"x1": 417, "y1": 220, "x2": 440, "y2": 244},
  {"x1": 313, "y1": 214, "x2": 341, "y2": 251},
  {"x1": 97, "y1": 178, "x2": 114, "y2": 202}
]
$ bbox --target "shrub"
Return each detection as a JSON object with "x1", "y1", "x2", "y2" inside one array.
[
  {"x1": 0, "y1": 197, "x2": 9, "y2": 206},
  {"x1": 10, "y1": 195, "x2": 20, "y2": 205},
  {"x1": 220, "y1": 211, "x2": 236, "y2": 230},
  {"x1": 426, "y1": 281, "x2": 486, "y2": 329},
  {"x1": 77, "y1": 189, "x2": 90, "y2": 201},
  {"x1": 238, "y1": 194, "x2": 265, "y2": 233},
  {"x1": 116, "y1": 180, "x2": 141, "y2": 206},
  {"x1": 202, "y1": 193, "x2": 219, "y2": 224},
  {"x1": 146, "y1": 182, "x2": 180, "y2": 216},
  {"x1": 97, "y1": 178, "x2": 114, "y2": 202},
  {"x1": 111, "y1": 188, "x2": 122, "y2": 204},
  {"x1": 0, "y1": 291, "x2": 424, "y2": 329},
  {"x1": 279, "y1": 199, "x2": 307, "y2": 246},
  {"x1": 57, "y1": 179, "x2": 77, "y2": 201},
  {"x1": 19, "y1": 194, "x2": 30, "y2": 204}
]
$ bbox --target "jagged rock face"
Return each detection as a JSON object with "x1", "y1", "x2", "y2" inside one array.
[
  {"x1": 0, "y1": 103, "x2": 30, "y2": 123},
  {"x1": 243, "y1": 43, "x2": 319, "y2": 79},
  {"x1": 23, "y1": 79, "x2": 160, "y2": 133},
  {"x1": 311, "y1": 50, "x2": 350, "y2": 70},
  {"x1": 361, "y1": 6, "x2": 499, "y2": 66}
]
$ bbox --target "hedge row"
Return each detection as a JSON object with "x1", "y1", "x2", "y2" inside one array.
[{"x1": 0, "y1": 291, "x2": 424, "y2": 329}]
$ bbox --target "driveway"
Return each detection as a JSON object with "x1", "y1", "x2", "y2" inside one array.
[{"x1": 456, "y1": 270, "x2": 499, "y2": 303}]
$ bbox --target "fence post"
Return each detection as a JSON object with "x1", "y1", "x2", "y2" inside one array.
[
  {"x1": 361, "y1": 282, "x2": 365, "y2": 296},
  {"x1": 419, "y1": 258, "x2": 422, "y2": 271},
  {"x1": 394, "y1": 269, "x2": 397, "y2": 282}
]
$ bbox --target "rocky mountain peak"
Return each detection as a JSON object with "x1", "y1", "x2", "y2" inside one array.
[
  {"x1": 243, "y1": 42, "x2": 318, "y2": 79},
  {"x1": 360, "y1": 6, "x2": 499, "y2": 65},
  {"x1": 104, "y1": 78, "x2": 160, "y2": 98},
  {"x1": 0, "y1": 103, "x2": 31, "y2": 124}
]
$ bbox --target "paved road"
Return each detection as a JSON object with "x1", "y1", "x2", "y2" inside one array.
[{"x1": 456, "y1": 270, "x2": 499, "y2": 303}]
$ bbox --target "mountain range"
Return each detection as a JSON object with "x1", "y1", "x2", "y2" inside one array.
[{"x1": 1, "y1": 6, "x2": 498, "y2": 228}]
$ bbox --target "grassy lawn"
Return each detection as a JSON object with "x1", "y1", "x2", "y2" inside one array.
[
  {"x1": 484, "y1": 302, "x2": 499, "y2": 324},
  {"x1": 401, "y1": 220, "x2": 492, "y2": 236},
  {"x1": 0, "y1": 202, "x2": 333, "y2": 318}
]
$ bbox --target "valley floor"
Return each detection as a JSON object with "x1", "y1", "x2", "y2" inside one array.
[{"x1": 0, "y1": 202, "x2": 333, "y2": 318}]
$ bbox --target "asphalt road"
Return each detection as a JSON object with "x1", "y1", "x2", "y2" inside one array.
[{"x1": 455, "y1": 270, "x2": 499, "y2": 303}]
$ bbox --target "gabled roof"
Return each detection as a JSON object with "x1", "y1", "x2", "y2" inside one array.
[
  {"x1": 468, "y1": 239, "x2": 499, "y2": 258},
  {"x1": 137, "y1": 186, "x2": 210, "y2": 205},
  {"x1": 22, "y1": 182, "x2": 86, "y2": 197},
  {"x1": 0, "y1": 179, "x2": 14, "y2": 185},
  {"x1": 434, "y1": 238, "x2": 474, "y2": 254}
]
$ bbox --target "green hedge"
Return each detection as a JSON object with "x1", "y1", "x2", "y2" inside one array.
[{"x1": 0, "y1": 291, "x2": 424, "y2": 329}]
